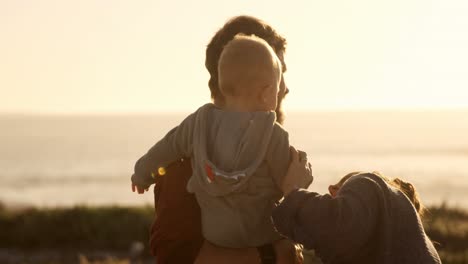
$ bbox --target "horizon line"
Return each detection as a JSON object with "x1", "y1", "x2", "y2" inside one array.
[{"x1": 1, "y1": 106, "x2": 468, "y2": 116}]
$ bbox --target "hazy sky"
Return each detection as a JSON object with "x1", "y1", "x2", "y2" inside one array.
[{"x1": 1, "y1": 0, "x2": 467, "y2": 113}]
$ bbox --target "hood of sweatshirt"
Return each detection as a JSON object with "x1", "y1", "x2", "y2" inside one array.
[{"x1": 187, "y1": 104, "x2": 276, "y2": 197}]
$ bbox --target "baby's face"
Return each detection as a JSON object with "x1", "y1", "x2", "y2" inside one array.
[
  {"x1": 262, "y1": 79, "x2": 280, "y2": 111},
  {"x1": 261, "y1": 56, "x2": 282, "y2": 111}
]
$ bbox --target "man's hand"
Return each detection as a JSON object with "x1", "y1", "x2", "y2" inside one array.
[
  {"x1": 132, "y1": 183, "x2": 149, "y2": 194},
  {"x1": 281, "y1": 146, "x2": 313, "y2": 196}
]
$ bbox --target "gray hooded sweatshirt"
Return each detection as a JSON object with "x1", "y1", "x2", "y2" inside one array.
[{"x1": 132, "y1": 103, "x2": 292, "y2": 247}]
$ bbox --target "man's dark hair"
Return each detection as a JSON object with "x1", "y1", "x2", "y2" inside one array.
[{"x1": 205, "y1": 15, "x2": 287, "y2": 101}]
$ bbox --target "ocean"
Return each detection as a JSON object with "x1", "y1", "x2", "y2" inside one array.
[{"x1": 1, "y1": 111, "x2": 467, "y2": 208}]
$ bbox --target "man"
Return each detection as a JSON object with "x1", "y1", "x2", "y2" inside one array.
[{"x1": 147, "y1": 16, "x2": 297, "y2": 264}]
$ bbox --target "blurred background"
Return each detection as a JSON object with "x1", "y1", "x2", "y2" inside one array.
[
  {"x1": 1, "y1": 0, "x2": 467, "y2": 208},
  {"x1": 1, "y1": 0, "x2": 467, "y2": 263}
]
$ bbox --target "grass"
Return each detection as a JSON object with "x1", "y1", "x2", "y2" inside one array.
[
  {"x1": 0, "y1": 202, "x2": 467, "y2": 263},
  {"x1": 0, "y1": 204, "x2": 154, "y2": 251},
  {"x1": 423, "y1": 204, "x2": 468, "y2": 264}
]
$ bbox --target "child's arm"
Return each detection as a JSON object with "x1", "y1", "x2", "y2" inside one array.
[
  {"x1": 267, "y1": 124, "x2": 312, "y2": 193},
  {"x1": 279, "y1": 146, "x2": 313, "y2": 196},
  {"x1": 131, "y1": 112, "x2": 197, "y2": 190},
  {"x1": 266, "y1": 124, "x2": 291, "y2": 190}
]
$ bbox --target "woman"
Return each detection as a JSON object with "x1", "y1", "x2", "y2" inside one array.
[{"x1": 272, "y1": 149, "x2": 442, "y2": 264}]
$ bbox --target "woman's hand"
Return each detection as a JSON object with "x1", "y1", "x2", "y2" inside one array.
[{"x1": 281, "y1": 146, "x2": 313, "y2": 196}]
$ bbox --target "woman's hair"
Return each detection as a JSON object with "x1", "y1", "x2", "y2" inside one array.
[
  {"x1": 205, "y1": 15, "x2": 287, "y2": 101},
  {"x1": 389, "y1": 177, "x2": 425, "y2": 217}
]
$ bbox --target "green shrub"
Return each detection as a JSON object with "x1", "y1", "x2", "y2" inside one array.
[{"x1": 0, "y1": 205, "x2": 154, "y2": 251}]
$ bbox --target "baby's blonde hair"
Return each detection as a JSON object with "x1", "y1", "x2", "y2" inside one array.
[{"x1": 217, "y1": 34, "x2": 281, "y2": 98}]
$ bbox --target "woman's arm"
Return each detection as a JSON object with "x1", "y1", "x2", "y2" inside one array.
[{"x1": 273, "y1": 172, "x2": 382, "y2": 262}]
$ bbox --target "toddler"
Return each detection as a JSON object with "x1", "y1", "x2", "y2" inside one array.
[{"x1": 131, "y1": 34, "x2": 310, "y2": 247}]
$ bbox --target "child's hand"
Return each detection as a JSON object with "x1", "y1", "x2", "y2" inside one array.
[
  {"x1": 131, "y1": 183, "x2": 149, "y2": 194},
  {"x1": 281, "y1": 146, "x2": 313, "y2": 196}
]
